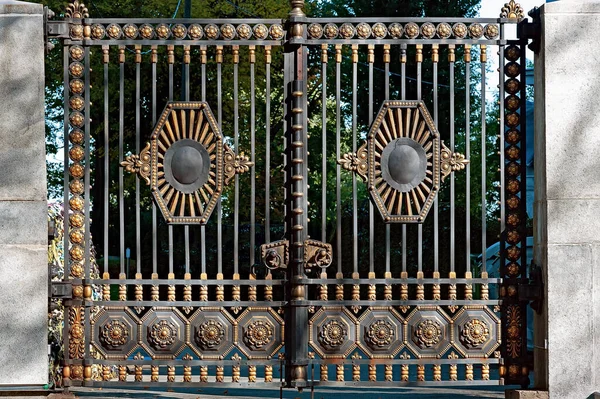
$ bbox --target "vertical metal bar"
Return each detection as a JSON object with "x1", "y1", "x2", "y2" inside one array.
[
  {"x1": 135, "y1": 46, "x2": 141, "y2": 279},
  {"x1": 184, "y1": 45, "x2": 190, "y2": 277},
  {"x1": 265, "y1": 46, "x2": 272, "y2": 244},
  {"x1": 465, "y1": 44, "x2": 472, "y2": 276},
  {"x1": 217, "y1": 45, "x2": 223, "y2": 278},
  {"x1": 368, "y1": 45, "x2": 375, "y2": 277},
  {"x1": 416, "y1": 44, "x2": 423, "y2": 277},
  {"x1": 118, "y1": 46, "x2": 125, "y2": 279},
  {"x1": 352, "y1": 45, "x2": 358, "y2": 278},
  {"x1": 151, "y1": 46, "x2": 158, "y2": 279},
  {"x1": 449, "y1": 45, "x2": 456, "y2": 278},
  {"x1": 384, "y1": 45, "x2": 390, "y2": 278},
  {"x1": 168, "y1": 45, "x2": 174, "y2": 279},
  {"x1": 432, "y1": 44, "x2": 439, "y2": 277},
  {"x1": 335, "y1": 44, "x2": 342, "y2": 279},
  {"x1": 499, "y1": 28, "x2": 506, "y2": 245},
  {"x1": 481, "y1": 45, "x2": 488, "y2": 276},
  {"x1": 200, "y1": 46, "x2": 207, "y2": 278},
  {"x1": 250, "y1": 45, "x2": 256, "y2": 269},
  {"x1": 103, "y1": 46, "x2": 109, "y2": 279},
  {"x1": 62, "y1": 45, "x2": 71, "y2": 370},
  {"x1": 400, "y1": 44, "x2": 407, "y2": 277},
  {"x1": 233, "y1": 45, "x2": 240, "y2": 277},
  {"x1": 321, "y1": 44, "x2": 327, "y2": 243}
]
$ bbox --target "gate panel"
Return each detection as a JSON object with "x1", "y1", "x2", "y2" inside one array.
[
  {"x1": 61, "y1": 3, "x2": 290, "y2": 386},
  {"x1": 56, "y1": 0, "x2": 531, "y2": 389}
]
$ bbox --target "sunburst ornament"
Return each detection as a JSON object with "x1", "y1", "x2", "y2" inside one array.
[
  {"x1": 122, "y1": 102, "x2": 253, "y2": 224},
  {"x1": 339, "y1": 100, "x2": 468, "y2": 223}
]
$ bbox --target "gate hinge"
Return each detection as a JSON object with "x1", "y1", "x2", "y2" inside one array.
[
  {"x1": 44, "y1": 7, "x2": 69, "y2": 53},
  {"x1": 518, "y1": 7, "x2": 541, "y2": 54},
  {"x1": 518, "y1": 261, "x2": 544, "y2": 314},
  {"x1": 50, "y1": 280, "x2": 73, "y2": 300},
  {"x1": 260, "y1": 239, "x2": 333, "y2": 274}
]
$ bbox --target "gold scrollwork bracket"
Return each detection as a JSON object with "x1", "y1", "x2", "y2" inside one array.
[
  {"x1": 260, "y1": 239, "x2": 332, "y2": 273},
  {"x1": 337, "y1": 143, "x2": 368, "y2": 182},
  {"x1": 440, "y1": 141, "x2": 469, "y2": 183},
  {"x1": 120, "y1": 142, "x2": 151, "y2": 185},
  {"x1": 224, "y1": 144, "x2": 254, "y2": 186},
  {"x1": 500, "y1": 0, "x2": 524, "y2": 19}
]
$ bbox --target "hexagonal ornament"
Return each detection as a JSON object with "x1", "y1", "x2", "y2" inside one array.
[
  {"x1": 91, "y1": 307, "x2": 140, "y2": 360},
  {"x1": 236, "y1": 307, "x2": 284, "y2": 360},
  {"x1": 120, "y1": 101, "x2": 253, "y2": 224},
  {"x1": 338, "y1": 100, "x2": 468, "y2": 223},
  {"x1": 452, "y1": 306, "x2": 501, "y2": 358},
  {"x1": 188, "y1": 307, "x2": 236, "y2": 359},
  {"x1": 309, "y1": 307, "x2": 358, "y2": 359},
  {"x1": 405, "y1": 305, "x2": 453, "y2": 359},
  {"x1": 358, "y1": 307, "x2": 405, "y2": 358},
  {"x1": 141, "y1": 307, "x2": 189, "y2": 359}
]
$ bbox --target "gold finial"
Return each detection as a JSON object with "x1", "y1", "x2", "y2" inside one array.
[
  {"x1": 464, "y1": 44, "x2": 472, "y2": 63},
  {"x1": 432, "y1": 44, "x2": 439, "y2": 63},
  {"x1": 289, "y1": 0, "x2": 305, "y2": 17},
  {"x1": 500, "y1": 0, "x2": 524, "y2": 19}
]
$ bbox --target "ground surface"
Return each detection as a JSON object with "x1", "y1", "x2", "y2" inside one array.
[{"x1": 67, "y1": 386, "x2": 509, "y2": 399}]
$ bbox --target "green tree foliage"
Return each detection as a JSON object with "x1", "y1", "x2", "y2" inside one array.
[{"x1": 36, "y1": 0, "x2": 501, "y2": 281}]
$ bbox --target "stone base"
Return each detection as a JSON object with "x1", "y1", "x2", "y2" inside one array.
[{"x1": 506, "y1": 390, "x2": 549, "y2": 399}]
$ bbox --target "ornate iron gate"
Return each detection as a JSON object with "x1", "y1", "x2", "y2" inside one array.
[{"x1": 50, "y1": 0, "x2": 531, "y2": 390}]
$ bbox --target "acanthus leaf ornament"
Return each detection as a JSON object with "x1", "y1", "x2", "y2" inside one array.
[
  {"x1": 224, "y1": 144, "x2": 254, "y2": 186},
  {"x1": 500, "y1": 0, "x2": 524, "y2": 19},
  {"x1": 121, "y1": 142, "x2": 151, "y2": 185},
  {"x1": 440, "y1": 141, "x2": 469, "y2": 182},
  {"x1": 338, "y1": 101, "x2": 469, "y2": 224}
]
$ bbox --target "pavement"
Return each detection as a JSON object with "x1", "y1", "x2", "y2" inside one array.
[{"x1": 68, "y1": 386, "x2": 509, "y2": 399}]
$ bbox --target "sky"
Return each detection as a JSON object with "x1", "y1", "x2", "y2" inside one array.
[{"x1": 478, "y1": 0, "x2": 545, "y2": 97}]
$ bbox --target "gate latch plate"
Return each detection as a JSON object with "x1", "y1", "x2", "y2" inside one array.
[
  {"x1": 50, "y1": 281, "x2": 73, "y2": 299},
  {"x1": 518, "y1": 262, "x2": 544, "y2": 314}
]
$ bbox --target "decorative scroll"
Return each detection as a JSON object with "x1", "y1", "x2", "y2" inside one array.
[
  {"x1": 121, "y1": 142, "x2": 150, "y2": 185},
  {"x1": 120, "y1": 102, "x2": 253, "y2": 225},
  {"x1": 224, "y1": 145, "x2": 253, "y2": 185},
  {"x1": 339, "y1": 100, "x2": 469, "y2": 223}
]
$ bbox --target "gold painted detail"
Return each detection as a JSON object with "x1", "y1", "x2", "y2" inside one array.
[
  {"x1": 440, "y1": 142, "x2": 469, "y2": 182},
  {"x1": 415, "y1": 319, "x2": 442, "y2": 348},
  {"x1": 460, "y1": 319, "x2": 490, "y2": 348},
  {"x1": 506, "y1": 305, "x2": 522, "y2": 357},
  {"x1": 148, "y1": 320, "x2": 177, "y2": 349},
  {"x1": 244, "y1": 320, "x2": 274, "y2": 349},
  {"x1": 121, "y1": 142, "x2": 151, "y2": 185},
  {"x1": 196, "y1": 320, "x2": 224, "y2": 349},
  {"x1": 500, "y1": 0, "x2": 524, "y2": 19},
  {"x1": 319, "y1": 320, "x2": 347, "y2": 349},
  {"x1": 224, "y1": 144, "x2": 254, "y2": 185},
  {"x1": 69, "y1": 307, "x2": 85, "y2": 360},
  {"x1": 100, "y1": 319, "x2": 129, "y2": 348},
  {"x1": 366, "y1": 320, "x2": 395, "y2": 348}
]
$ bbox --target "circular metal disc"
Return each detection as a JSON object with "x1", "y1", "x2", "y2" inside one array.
[
  {"x1": 380, "y1": 137, "x2": 427, "y2": 193},
  {"x1": 163, "y1": 139, "x2": 210, "y2": 194}
]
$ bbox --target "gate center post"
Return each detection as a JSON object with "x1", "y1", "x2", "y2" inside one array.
[{"x1": 286, "y1": 0, "x2": 309, "y2": 389}]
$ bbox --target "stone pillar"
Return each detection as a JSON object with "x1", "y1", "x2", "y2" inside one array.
[
  {"x1": 0, "y1": 0, "x2": 48, "y2": 387},
  {"x1": 534, "y1": 1, "x2": 600, "y2": 398}
]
